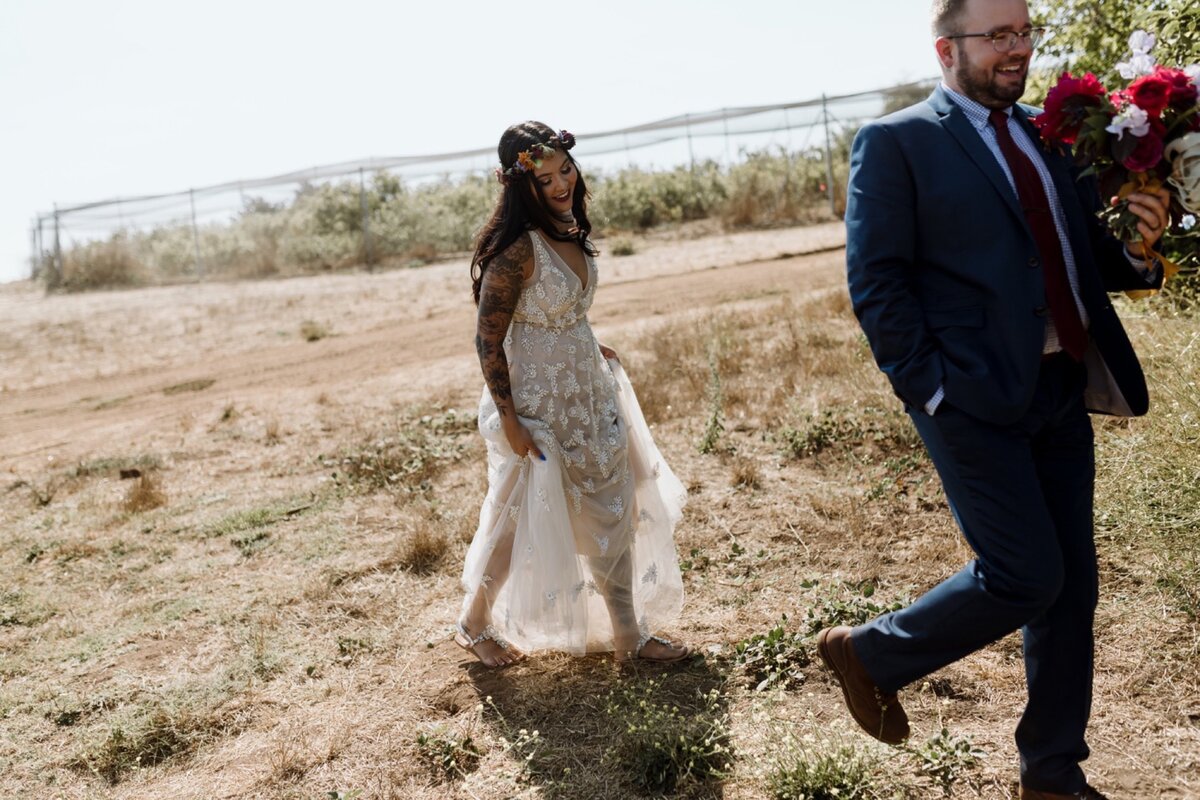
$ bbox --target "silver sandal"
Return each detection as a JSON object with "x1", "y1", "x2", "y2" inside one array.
[
  {"x1": 619, "y1": 633, "x2": 692, "y2": 664},
  {"x1": 454, "y1": 621, "x2": 522, "y2": 665}
]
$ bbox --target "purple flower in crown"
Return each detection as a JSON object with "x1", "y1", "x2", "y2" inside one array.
[{"x1": 558, "y1": 129, "x2": 576, "y2": 149}]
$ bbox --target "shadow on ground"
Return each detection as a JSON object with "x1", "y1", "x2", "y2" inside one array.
[{"x1": 440, "y1": 649, "x2": 731, "y2": 799}]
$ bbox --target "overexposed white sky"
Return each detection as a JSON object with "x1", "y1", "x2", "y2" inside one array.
[{"x1": 0, "y1": 1, "x2": 940, "y2": 283}]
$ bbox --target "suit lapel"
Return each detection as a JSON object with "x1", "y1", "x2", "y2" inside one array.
[{"x1": 928, "y1": 87, "x2": 1026, "y2": 226}]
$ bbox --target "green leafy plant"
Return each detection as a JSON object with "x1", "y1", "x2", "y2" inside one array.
[
  {"x1": 803, "y1": 582, "x2": 907, "y2": 635},
  {"x1": 779, "y1": 405, "x2": 920, "y2": 460},
  {"x1": 604, "y1": 680, "x2": 733, "y2": 793},
  {"x1": 904, "y1": 727, "x2": 984, "y2": 795},
  {"x1": 416, "y1": 727, "x2": 482, "y2": 782},
  {"x1": 733, "y1": 614, "x2": 812, "y2": 691},
  {"x1": 769, "y1": 734, "x2": 879, "y2": 800}
]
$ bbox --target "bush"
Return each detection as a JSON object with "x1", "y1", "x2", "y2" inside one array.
[
  {"x1": 769, "y1": 735, "x2": 879, "y2": 800},
  {"x1": 49, "y1": 148, "x2": 844, "y2": 290},
  {"x1": 59, "y1": 234, "x2": 142, "y2": 291},
  {"x1": 723, "y1": 148, "x2": 830, "y2": 228},
  {"x1": 604, "y1": 680, "x2": 733, "y2": 793},
  {"x1": 733, "y1": 615, "x2": 812, "y2": 691}
]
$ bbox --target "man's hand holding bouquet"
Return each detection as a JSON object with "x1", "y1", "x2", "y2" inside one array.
[{"x1": 1034, "y1": 30, "x2": 1199, "y2": 296}]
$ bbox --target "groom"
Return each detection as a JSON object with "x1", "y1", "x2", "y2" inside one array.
[{"x1": 821, "y1": 0, "x2": 1172, "y2": 797}]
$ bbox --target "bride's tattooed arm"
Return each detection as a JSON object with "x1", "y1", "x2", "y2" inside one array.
[{"x1": 475, "y1": 236, "x2": 532, "y2": 423}]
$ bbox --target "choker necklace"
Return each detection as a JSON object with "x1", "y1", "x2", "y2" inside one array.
[{"x1": 551, "y1": 211, "x2": 578, "y2": 236}]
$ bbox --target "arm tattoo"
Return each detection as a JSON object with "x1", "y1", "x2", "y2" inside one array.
[{"x1": 475, "y1": 236, "x2": 532, "y2": 420}]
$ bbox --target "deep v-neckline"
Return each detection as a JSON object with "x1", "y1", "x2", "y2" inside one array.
[{"x1": 534, "y1": 230, "x2": 590, "y2": 293}]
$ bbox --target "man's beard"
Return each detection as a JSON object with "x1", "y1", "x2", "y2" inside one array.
[{"x1": 954, "y1": 58, "x2": 1027, "y2": 108}]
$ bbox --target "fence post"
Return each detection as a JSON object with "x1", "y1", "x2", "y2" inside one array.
[
  {"x1": 821, "y1": 94, "x2": 837, "y2": 217},
  {"x1": 359, "y1": 167, "x2": 373, "y2": 272},
  {"x1": 685, "y1": 113, "x2": 696, "y2": 171},
  {"x1": 29, "y1": 221, "x2": 39, "y2": 281},
  {"x1": 189, "y1": 189, "x2": 205, "y2": 278},
  {"x1": 51, "y1": 205, "x2": 63, "y2": 289},
  {"x1": 35, "y1": 217, "x2": 45, "y2": 280},
  {"x1": 721, "y1": 108, "x2": 731, "y2": 164}
]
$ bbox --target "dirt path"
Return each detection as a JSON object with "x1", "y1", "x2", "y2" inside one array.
[{"x1": 0, "y1": 227, "x2": 846, "y2": 474}]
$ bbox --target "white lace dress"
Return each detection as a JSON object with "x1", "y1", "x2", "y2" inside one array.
[{"x1": 463, "y1": 229, "x2": 686, "y2": 654}]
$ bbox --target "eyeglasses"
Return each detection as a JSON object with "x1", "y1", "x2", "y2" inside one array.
[{"x1": 944, "y1": 27, "x2": 1046, "y2": 53}]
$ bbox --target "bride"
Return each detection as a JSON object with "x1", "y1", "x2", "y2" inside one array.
[{"x1": 458, "y1": 121, "x2": 690, "y2": 667}]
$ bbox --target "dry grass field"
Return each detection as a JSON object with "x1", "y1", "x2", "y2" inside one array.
[{"x1": 1, "y1": 221, "x2": 1197, "y2": 799}]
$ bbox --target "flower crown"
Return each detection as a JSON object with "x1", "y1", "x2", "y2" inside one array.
[{"x1": 495, "y1": 130, "x2": 577, "y2": 185}]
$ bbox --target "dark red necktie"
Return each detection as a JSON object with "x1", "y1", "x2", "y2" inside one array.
[{"x1": 988, "y1": 109, "x2": 1086, "y2": 361}]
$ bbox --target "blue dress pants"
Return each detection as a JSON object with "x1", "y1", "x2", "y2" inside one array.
[{"x1": 852, "y1": 355, "x2": 1097, "y2": 794}]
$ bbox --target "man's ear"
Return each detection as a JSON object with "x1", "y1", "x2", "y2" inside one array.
[{"x1": 935, "y1": 37, "x2": 956, "y2": 69}]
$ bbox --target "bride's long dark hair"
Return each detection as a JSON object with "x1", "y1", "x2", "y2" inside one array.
[{"x1": 471, "y1": 121, "x2": 597, "y2": 305}]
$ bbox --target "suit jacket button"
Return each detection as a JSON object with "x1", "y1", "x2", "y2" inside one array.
[
  {"x1": 1028, "y1": 257, "x2": 1039, "y2": 268},
  {"x1": 1034, "y1": 305, "x2": 1048, "y2": 317}
]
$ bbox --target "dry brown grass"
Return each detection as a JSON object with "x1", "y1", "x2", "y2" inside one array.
[
  {"x1": 1, "y1": 227, "x2": 1196, "y2": 799},
  {"x1": 395, "y1": 524, "x2": 450, "y2": 575},
  {"x1": 121, "y1": 472, "x2": 167, "y2": 513},
  {"x1": 300, "y1": 320, "x2": 330, "y2": 342},
  {"x1": 730, "y1": 457, "x2": 762, "y2": 490}
]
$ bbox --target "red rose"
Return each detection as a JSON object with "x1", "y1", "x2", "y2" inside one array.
[
  {"x1": 1128, "y1": 72, "x2": 1172, "y2": 118},
  {"x1": 1154, "y1": 66, "x2": 1200, "y2": 110},
  {"x1": 1035, "y1": 72, "x2": 1108, "y2": 144},
  {"x1": 1120, "y1": 119, "x2": 1166, "y2": 173}
]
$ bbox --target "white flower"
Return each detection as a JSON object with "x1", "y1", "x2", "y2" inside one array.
[
  {"x1": 1186, "y1": 64, "x2": 1200, "y2": 89},
  {"x1": 1181, "y1": 214, "x2": 1196, "y2": 231},
  {"x1": 1106, "y1": 105, "x2": 1151, "y2": 140},
  {"x1": 1128, "y1": 30, "x2": 1156, "y2": 55},
  {"x1": 1117, "y1": 52, "x2": 1157, "y2": 80}
]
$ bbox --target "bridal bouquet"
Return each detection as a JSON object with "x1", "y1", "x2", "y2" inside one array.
[{"x1": 1034, "y1": 30, "x2": 1199, "y2": 290}]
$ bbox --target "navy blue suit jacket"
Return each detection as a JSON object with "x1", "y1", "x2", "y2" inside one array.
[{"x1": 845, "y1": 86, "x2": 1160, "y2": 425}]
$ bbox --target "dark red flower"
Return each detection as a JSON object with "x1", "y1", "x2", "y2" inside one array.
[
  {"x1": 1035, "y1": 72, "x2": 1108, "y2": 144},
  {"x1": 1128, "y1": 72, "x2": 1173, "y2": 118},
  {"x1": 1154, "y1": 66, "x2": 1200, "y2": 110},
  {"x1": 1119, "y1": 119, "x2": 1166, "y2": 172}
]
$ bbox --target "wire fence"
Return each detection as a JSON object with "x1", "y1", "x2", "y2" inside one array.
[{"x1": 30, "y1": 78, "x2": 936, "y2": 287}]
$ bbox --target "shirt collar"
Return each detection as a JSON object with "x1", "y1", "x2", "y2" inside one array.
[{"x1": 940, "y1": 82, "x2": 1013, "y2": 131}]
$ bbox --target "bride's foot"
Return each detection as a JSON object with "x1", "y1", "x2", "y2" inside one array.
[
  {"x1": 615, "y1": 634, "x2": 692, "y2": 664},
  {"x1": 454, "y1": 621, "x2": 525, "y2": 667}
]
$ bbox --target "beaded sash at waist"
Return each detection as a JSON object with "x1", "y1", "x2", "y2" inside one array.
[{"x1": 511, "y1": 314, "x2": 586, "y2": 331}]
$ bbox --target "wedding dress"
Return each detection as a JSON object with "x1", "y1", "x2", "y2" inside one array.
[{"x1": 462, "y1": 229, "x2": 686, "y2": 654}]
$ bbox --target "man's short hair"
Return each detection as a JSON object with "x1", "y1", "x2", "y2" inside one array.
[{"x1": 930, "y1": 0, "x2": 969, "y2": 36}]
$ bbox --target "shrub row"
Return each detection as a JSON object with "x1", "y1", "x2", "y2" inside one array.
[{"x1": 47, "y1": 148, "x2": 842, "y2": 291}]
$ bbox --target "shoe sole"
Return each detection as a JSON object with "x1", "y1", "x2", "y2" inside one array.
[{"x1": 817, "y1": 627, "x2": 905, "y2": 745}]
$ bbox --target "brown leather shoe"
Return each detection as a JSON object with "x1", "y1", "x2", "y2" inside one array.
[
  {"x1": 1019, "y1": 784, "x2": 1109, "y2": 799},
  {"x1": 816, "y1": 626, "x2": 909, "y2": 744}
]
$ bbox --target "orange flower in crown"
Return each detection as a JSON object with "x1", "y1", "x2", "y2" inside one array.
[{"x1": 495, "y1": 130, "x2": 577, "y2": 185}]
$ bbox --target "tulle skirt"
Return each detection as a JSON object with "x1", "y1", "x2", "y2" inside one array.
[{"x1": 462, "y1": 361, "x2": 686, "y2": 654}]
